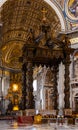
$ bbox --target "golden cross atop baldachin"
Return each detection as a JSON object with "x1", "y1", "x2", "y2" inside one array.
[{"x1": 41, "y1": 7, "x2": 47, "y2": 21}]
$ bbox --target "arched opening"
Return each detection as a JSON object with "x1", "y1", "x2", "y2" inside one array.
[{"x1": 75, "y1": 93, "x2": 78, "y2": 112}]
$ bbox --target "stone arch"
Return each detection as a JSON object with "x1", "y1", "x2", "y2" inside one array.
[
  {"x1": 75, "y1": 93, "x2": 78, "y2": 97},
  {"x1": 44, "y1": 0, "x2": 66, "y2": 31},
  {"x1": 0, "y1": 0, "x2": 66, "y2": 31},
  {"x1": 73, "y1": 49, "x2": 78, "y2": 57}
]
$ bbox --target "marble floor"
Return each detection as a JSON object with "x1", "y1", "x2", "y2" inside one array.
[{"x1": 0, "y1": 120, "x2": 78, "y2": 130}]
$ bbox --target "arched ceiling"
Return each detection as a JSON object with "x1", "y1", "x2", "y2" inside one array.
[
  {"x1": 74, "y1": 51, "x2": 78, "y2": 60},
  {"x1": 0, "y1": 0, "x2": 62, "y2": 70}
]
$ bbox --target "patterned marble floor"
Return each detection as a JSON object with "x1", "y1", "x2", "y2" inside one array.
[{"x1": 0, "y1": 120, "x2": 78, "y2": 130}]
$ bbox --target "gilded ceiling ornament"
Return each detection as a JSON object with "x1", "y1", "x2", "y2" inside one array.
[{"x1": 41, "y1": 7, "x2": 47, "y2": 21}]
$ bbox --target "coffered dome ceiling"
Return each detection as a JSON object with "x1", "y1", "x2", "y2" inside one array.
[{"x1": 0, "y1": 0, "x2": 61, "y2": 70}]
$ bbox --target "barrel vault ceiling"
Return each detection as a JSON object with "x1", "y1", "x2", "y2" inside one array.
[{"x1": 0, "y1": 0, "x2": 61, "y2": 70}]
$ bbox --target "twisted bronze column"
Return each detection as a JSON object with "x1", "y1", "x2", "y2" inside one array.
[
  {"x1": 51, "y1": 65, "x2": 59, "y2": 110},
  {"x1": 26, "y1": 62, "x2": 35, "y2": 109},
  {"x1": 21, "y1": 63, "x2": 27, "y2": 110},
  {"x1": 64, "y1": 55, "x2": 71, "y2": 109}
]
